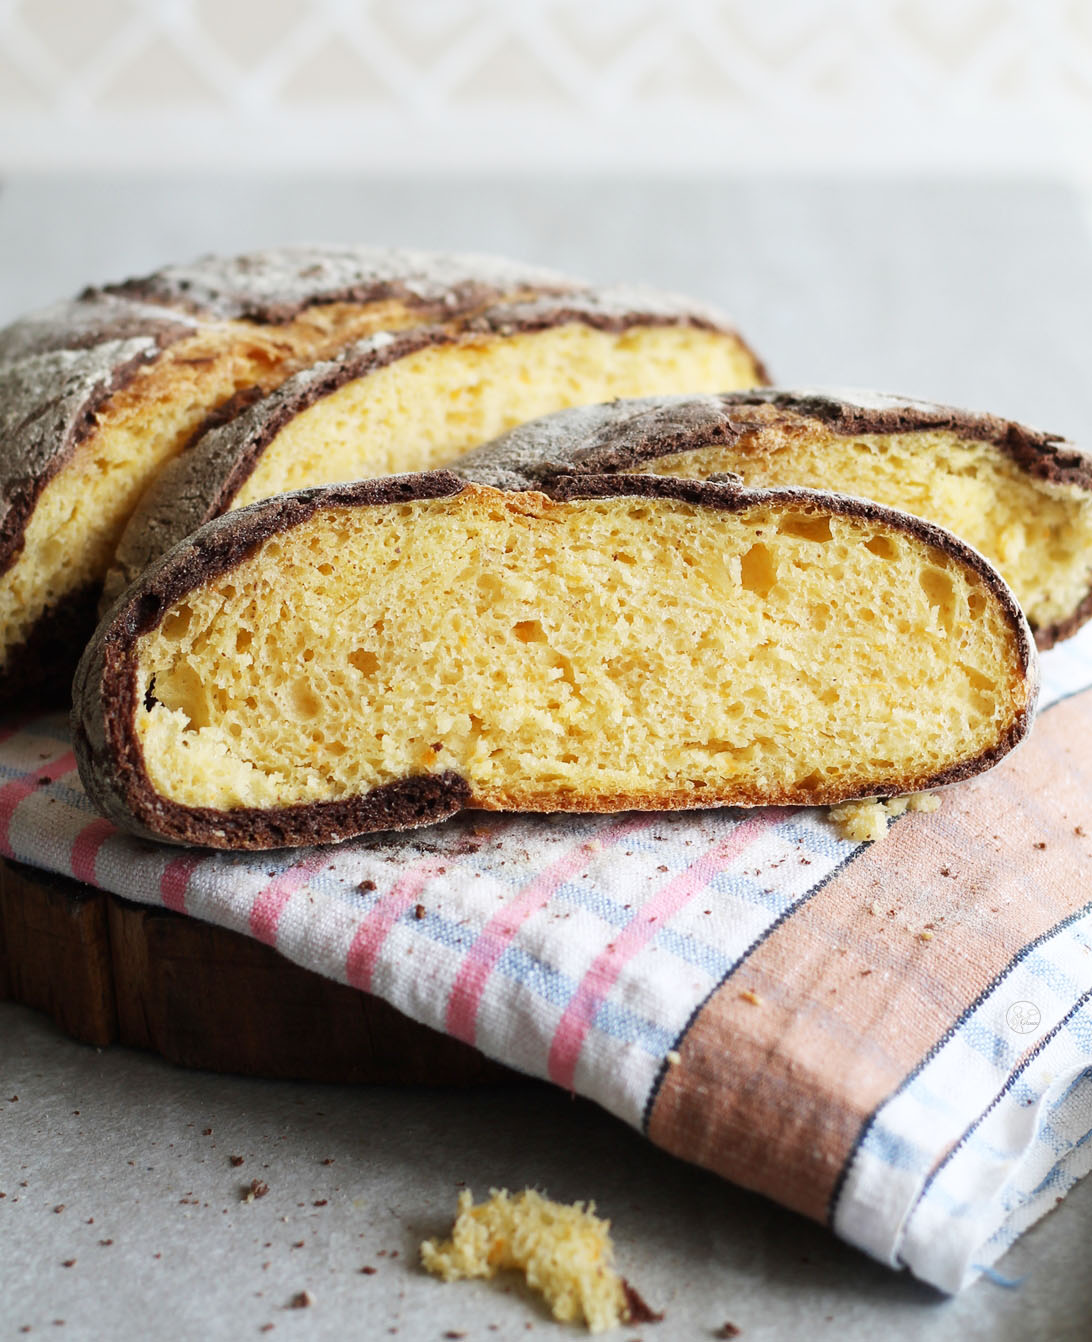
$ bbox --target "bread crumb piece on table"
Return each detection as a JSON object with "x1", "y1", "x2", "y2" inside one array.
[
  {"x1": 829, "y1": 792, "x2": 940, "y2": 842},
  {"x1": 665, "y1": 1050, "x2": 682, "y2": 1067},
  {"x1": 739, "y1": 989, "x2": 762, "y2": 1007},
  {"x1": 421, "y1": 1188, "x2": 654, "y2": 1333}
]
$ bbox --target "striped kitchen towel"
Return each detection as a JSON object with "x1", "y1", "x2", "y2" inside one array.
[{"x1": 1, "y1": 621, "x2": 1090, "y2": 1294}]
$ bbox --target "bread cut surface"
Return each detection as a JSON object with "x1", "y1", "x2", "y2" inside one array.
[
  {"x1": 456, "y1": 391, "x2": 1092, "y2": 648},
  {"x1": 106, "y1": 296, "x2": 763, "y2": 602},
  {"x1": 0, "y1": 245, "x2": 764, "y2": 702},
  {"x1": 74, "y1": 473, "x2": 1036, "y2": 850}
]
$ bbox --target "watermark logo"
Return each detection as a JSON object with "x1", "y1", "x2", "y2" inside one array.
[{"x1": 1006, "y1": 1001, "x2": 1041, "y2": 1034}]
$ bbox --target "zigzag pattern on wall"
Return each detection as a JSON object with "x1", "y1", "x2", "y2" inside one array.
[{"x1": 0, "y1": 0, "x2": 1089, "y2": 171}]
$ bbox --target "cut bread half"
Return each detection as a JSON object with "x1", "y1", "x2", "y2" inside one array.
[
  {"x1": 0, "y1": 246, "x2": 765, "y2": 702},
  {"x1": 104, "y1": 294, "x2": 763, "y2": 606},
  {"x1": 454, "y1": 391, "x2": 1092, "y2": 649},
  {"x1": 74, "y1": 473, "x2": 1037, "y2": 850}
]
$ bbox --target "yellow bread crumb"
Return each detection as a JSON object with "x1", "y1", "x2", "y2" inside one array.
[
  {"x1": 829, "y1": 792, "x2": 940, "y2": 843},
  {"x1": 665, "y1": 1049, "x2": 682, "y2": 1067},
  {"x1": 420, "y1": 1188, "x2": 630, "y2": 1332},
  {"x1": 739, "y1": 989, "x2": 763, "y2": 1006}
]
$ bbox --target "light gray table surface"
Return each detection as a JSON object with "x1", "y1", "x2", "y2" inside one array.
[{"x1": 1, "y1": 175, "x2": 1090, "y2": 1341}]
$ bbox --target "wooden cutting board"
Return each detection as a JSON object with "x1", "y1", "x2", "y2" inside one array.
[{"x1": 0, "y1": 858, "x2": 511, "y2": 1085}]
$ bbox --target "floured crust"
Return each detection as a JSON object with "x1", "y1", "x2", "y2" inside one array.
[
  {"x1": 454, "y1": 390, "x2": 1092, "y2": 647},
  {"x1": 90, "y1": 245, "x2": 578, "y2": 323},
  {"x1": 74, "y1": 471, "x2": 1037, "y2": 850},
  {"x1": 0, "y1": 341, "x2": 164, "y2": 579}
]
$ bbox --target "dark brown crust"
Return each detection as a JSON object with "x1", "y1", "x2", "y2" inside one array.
[
  {"x1": 74, "y1": 470, "x2": 1037, "y2": 851},
  {"x1": 1040, "y1": 586, "x2": 1092, "y2": 649},
  {"x1": 0, "y1": 583, "x2": 99, "y2": 707}
]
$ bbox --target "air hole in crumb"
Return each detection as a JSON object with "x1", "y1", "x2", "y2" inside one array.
[
  {"x1": 291, "y1": 681, "x2": 321, "y2": 719},
  {"x1": 349, "y1": 649, "x2": 380, "y2": 675},
  {"x1": 959, "y1": 662, "x2": 995, "y2": 692},
  {"x1": 920, "y1": 567, "x2": 956, "y2": 630},
  {"x1": 777, "y1": 513, "x2": 832, "y2": 543},
  {"x1": 513, "y1": 620, "x2": 549, "y2": 644},
  {"x1": 866, "y1": 535, "x2": 899, "y2": 561},
  {"x1": 160, "y1": 604, "x2": 193, "y2": 641},
  {"x1": 739, "y1": 543, "x2": 777, "y2": 596}
]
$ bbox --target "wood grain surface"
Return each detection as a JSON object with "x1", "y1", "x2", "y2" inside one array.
[{"x1": 0, "y1": 858, "x2": 511, "y2": 1085}]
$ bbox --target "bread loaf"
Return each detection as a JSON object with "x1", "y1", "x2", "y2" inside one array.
[
  {"x1": 0, "y1": 248, "x2": 765, "y2": 701},
  {"x1": 74, "y1": 471, "x2": 1037, "y2": 850},
  {"x1": 453, "y1": 391, "x2": 1092, "y2": 649}
]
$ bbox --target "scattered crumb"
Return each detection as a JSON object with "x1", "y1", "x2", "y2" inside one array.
[
  {"x1": 292, "y1": 1241, "x2": 305, "y2": 1250},
  {"x1": 422, "y1": 1188, "x2": 652, "y2": 1333},
  {"x1": 1034, "y1": 842, "x2": 1047, "y2": 850},
  {"x1": 242, "y1": 1180, "x2": 269, "y2": 1203},
  {"x1": 1076, "y1": 826, "x2": 1086, "y2": 837},
  {"x1": 414, "y1": 903, "x2": 426, "y2": 920},
  {"x1": 444, "y1": 1333, "x2": 467, "y2": 1340},
  {"x1": 620, "y1": 1282, "x2": 663, "y2": 1325},
  {"x1": 202, "y1": 1128, "x2": 212, "y2": 1136},
  {"x1": 53, "y1": 1205, "x2": 65, "y2": 1214},
  {"x1": 360, "y1": 1266, "x2": 377, "y2": 1275},
  {"x1": 61, "y1": 1260, "x2": 76, "y2": 1268},
  {"x1": 868, "y1": 902, "x2": 880, "y2": 916},
  {"x1": 358, "y1": 879, "x2": 376, "y2": 892},
  {"x1": 230, "y1": 1155, "x2": 245, "y2": 1167},
  {"x1": 321, "y1": 1158, "x2": 334, "y2": 1166},
  {"x1": 918, "y1": 930, "x2": 934, "y2": 942},
  {"x1": 665, "y1": 1050, "x2": 682, "y2": 1068},
  {"x1": 260, "y1": 1326, "x2": 274, "y2": 1334},
  {"x1": 714, "y1": 1325, "x2": 742, "y2": 1339},
  {"x1": 313, "y1": 1200, "x2": 328, "y2": 1207},
  {"x1": 287, "y1": 1291, "x2": 314, "y2": 1309},
  {"x1": 829, "y1": 792, "x2": 939, "y2": 842},
  {"x1": 739, "y1": 990, "x2": 762, "y2": 1007}
]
